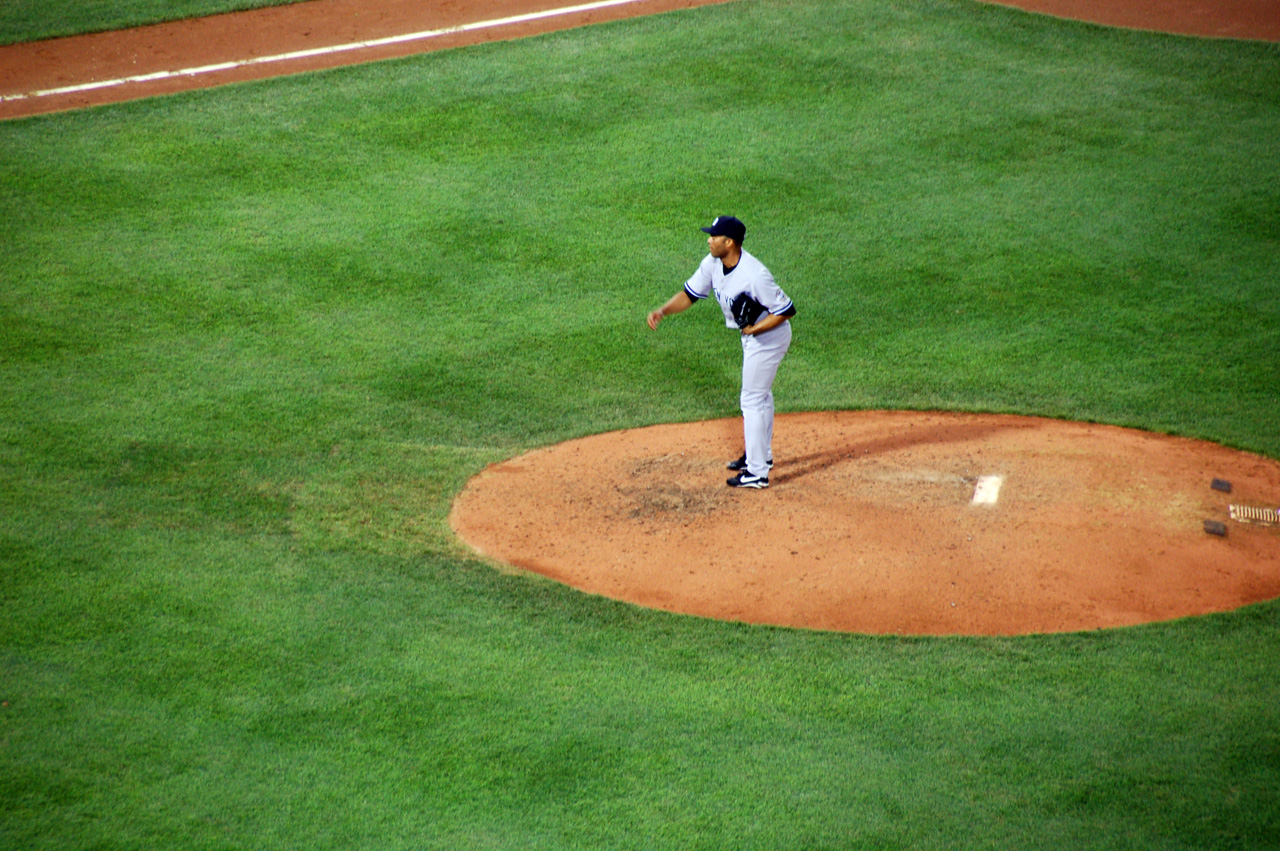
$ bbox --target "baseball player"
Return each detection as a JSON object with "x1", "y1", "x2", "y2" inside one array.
[{"x1": 646, "y1": 215, "x2": 796, "y2": 489}]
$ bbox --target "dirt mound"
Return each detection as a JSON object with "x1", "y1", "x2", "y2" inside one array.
[{"x1": 451, "y1": 411, "x2": 1280, "y2": 635}]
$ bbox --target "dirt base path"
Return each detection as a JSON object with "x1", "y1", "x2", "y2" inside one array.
[
  {"x1": 2, "y1": 0, "x2": 1278, "y2": 120},
  {"x1": 987, "y1": 0, "x2": 1280, "y2": 41},
  {"x1": 451, "y1": 412, "x2": 1280, "y2": 635},
  {"x1": 0, "y1": 0, "x2": 732, "y2": 120}
]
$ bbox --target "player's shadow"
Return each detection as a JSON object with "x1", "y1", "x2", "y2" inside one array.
[{"x1": 770, "y1": 420, "x2": 1013, "y2": 485}]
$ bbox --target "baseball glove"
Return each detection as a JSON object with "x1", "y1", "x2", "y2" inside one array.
[{"x1": 730, "y1": 292, "x2": 767, "y2": 329}]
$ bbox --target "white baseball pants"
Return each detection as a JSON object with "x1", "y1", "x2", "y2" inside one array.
[{"x1": 740, "y1": 321, "x2": 792, "y2": 478}]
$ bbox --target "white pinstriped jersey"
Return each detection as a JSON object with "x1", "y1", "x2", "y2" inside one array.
[{"x1": 683, "y1": 249, "x2": 795, "y2": 329}]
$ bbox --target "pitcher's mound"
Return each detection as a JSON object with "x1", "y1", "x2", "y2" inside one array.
[{"x1": 450, "y1": 411, "x2": 1280, "y2": 635}]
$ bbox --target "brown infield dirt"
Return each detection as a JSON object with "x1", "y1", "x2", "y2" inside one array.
[{"x1": 5, "y1": 0, "x2": 1279, "y2": 634}]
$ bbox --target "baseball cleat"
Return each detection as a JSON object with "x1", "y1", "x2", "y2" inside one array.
[
  {"x1": 726, "y1": 454, "x2": 773, "y2": 472},
  {"x1": 726, "y1": 472, "x2": 769, "y2": 489}
]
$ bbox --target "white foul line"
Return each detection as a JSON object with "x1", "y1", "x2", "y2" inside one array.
[
  {"x1": 972, "y1": 476, "x2": 1003, "y2": 506},
  {"x1": 0, "y1": 0, "x2": 651, "y2": 102}
]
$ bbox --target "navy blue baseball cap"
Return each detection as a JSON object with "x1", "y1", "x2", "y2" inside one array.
[{"x1": 701, "y1": 215, "x2": 746, "y2": 243}]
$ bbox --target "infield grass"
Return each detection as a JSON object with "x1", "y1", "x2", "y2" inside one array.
[{"x1": 2, "y1": 0, "x2": 1279, "y2": 848}]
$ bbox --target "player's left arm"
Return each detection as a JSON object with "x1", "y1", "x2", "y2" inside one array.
[
  {"x1": 742, "y1": 311, "x2": 789, "y2": 335},
  {"x1": 741, "y1": 272, "x2": 795, "y2": 335}
]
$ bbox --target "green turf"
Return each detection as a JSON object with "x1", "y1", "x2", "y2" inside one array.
[
  {"x1": 0, "y1": 0, "x2": 307, "y2": 45},
  {"x1": 2, "y1": 0, "x2": 1279, "y2": 847}
]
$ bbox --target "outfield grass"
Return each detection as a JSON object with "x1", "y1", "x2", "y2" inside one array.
[
  {"x1": 0, "y1": 0, "x2": 307, "y2": 45},
  {"x1": 2, "y1": 0, "x2": 1279, "y2": 848}
]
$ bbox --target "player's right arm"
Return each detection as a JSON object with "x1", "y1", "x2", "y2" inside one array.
[
  {"x1": 647, "y1": 291, "x2": 694, "y2": 330},
  {"x1": 649, "y1": 256, "x2": 713, "y2": 330}
]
